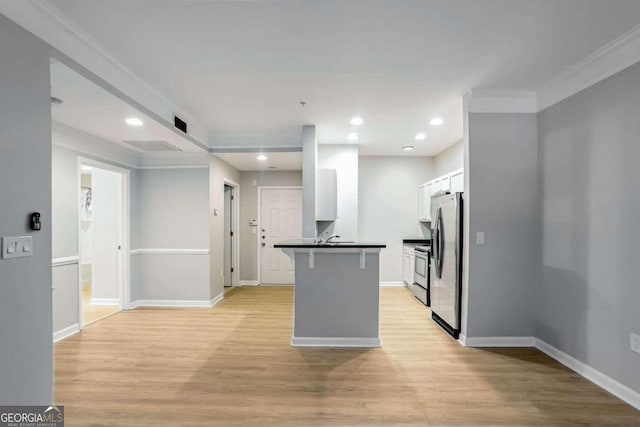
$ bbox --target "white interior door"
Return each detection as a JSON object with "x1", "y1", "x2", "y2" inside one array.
[
  {"x1": 260, "y1": 188, "x2": 302, "y2": 284},
  {"x1": 91, "y1": 168, "x2": 122, "y2": 306}
]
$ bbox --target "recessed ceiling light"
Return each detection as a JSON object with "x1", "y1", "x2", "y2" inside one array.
[
  {"x1": 402, "y1": 146, "x2": 415, "y2": 152},
  {"x1": 430, "y1": 117, "x2": 444, "y2": 126},
  {"x1": 350, "y1": 116, "x2": 363, "y2": 126},
  {"x1": 348, "y1": 132, "x2": 359, "y2": 142},
  {"x1": 125, "y1": 117, "x2": 144, "y2": 127},
  {"x1": 257, "y1": 154, "x2": 268, "y2": 161},
  {"x1": 415, "y1": 133, "x2": 426, "y2": 141}
]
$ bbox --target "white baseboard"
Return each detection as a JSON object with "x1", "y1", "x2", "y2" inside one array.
[
  {"x1": 291, "y1": 336, "x2": 381, "y2": 348},
  {"x1": 53, "y1": 323, "x2": 80, "y2": 343},
  {"x1": 462, "y1": 336, "x2": 536, "y2": 348},
  {"x1": 380, "y1": 281, "x2": 404, "y2": 287},
  {"x1": 458, "y1": 335, "x2": 640, "y2": 411},
  {"x1": 210, "y1": 292, "x2": 224, "y2": 307},
  {"x1": 535, "y1": 339, "x2": 640, "y2": 411},
  {"x1": 239, "y1": 280, "x2": 259, "y2": 286},
  {"x1": 89, "y1": 298, "x2": 120, "y2": 306},
  {"x1": 131, "y1": 295, "x2": 223, "y2": 309}
]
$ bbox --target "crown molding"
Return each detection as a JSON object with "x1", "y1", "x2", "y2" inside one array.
[
  {"x1": 464, "y1": 89, "x2": 537, "y2": 114},
  {"x1": 537, "y1": 23, "x2": 640, "y2": 111}
]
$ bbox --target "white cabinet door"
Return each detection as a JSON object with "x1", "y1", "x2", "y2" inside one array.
[
  {"x1": 409, "y1": 252, "x2": 415, "y2": 286},
  {"x1": 431, "y1": 179, "x2": 441, "y2": 194},
  {"x1": 403, "y1": 250, "x2": 411, "y2": 285},
  {"x1": 440, "y1": 174, "x2": 451, "y2": 192},
  {"x1": 450, "y1": 168, "x2": 464, "y2": 192}
]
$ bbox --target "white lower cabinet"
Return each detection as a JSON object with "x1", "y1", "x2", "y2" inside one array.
[{"x1": 403, "y1": 246, "x2": 416, "y2": 286}]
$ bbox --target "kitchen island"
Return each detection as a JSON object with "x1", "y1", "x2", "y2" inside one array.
[{"x1": 275, "y1": 240, "x2": 386, "y2": 348}]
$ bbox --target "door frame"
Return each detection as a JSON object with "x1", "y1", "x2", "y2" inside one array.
[
  {"x1": 223, "y1": 178, "x2": 240, "y2": 287},
  {"x1": 257, "y1": 186, "x2": 303, "y2": 285},
  {"x1": 77, "y1": 157, "x2": 131, "y2": 329}
]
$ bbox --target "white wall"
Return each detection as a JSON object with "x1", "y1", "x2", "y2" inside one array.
[
  {"x1": 435, "y1": 139, "x2": 464, "y2": 176},
  {"x1": 79, "y1": 173, "x2": 93, "y2": 266},
  {"x1": 358, "y1": 156, "x2": 435, "y2": 282},
  {"x1": 538, "y1": 60, "x2": 640, "y2": 395},
  {"x1": 317, "y1": 144, "x2": 359, "y2": 241},
  {"x1": 131, "y1": 167, "x2": 211, "y2": 302},
  {"x1": 209, "y1": 155, "x2": 241, "y2": 298},
  {"x1": 239, "y1": 170, "x2": 303, "y2": 282},
  {"x1": 0, "y1": 14, "x2": 53, "y2": 404}
]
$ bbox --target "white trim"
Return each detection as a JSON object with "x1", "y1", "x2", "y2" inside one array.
[
  {"x1": 223, "y1": 178, "x2": 241, "y2": 287},
  {"x1": 464, "y1": 89, "x2": 537, "y2": 113},
  {"x1": 239, "y1": 280, "x2": 259, "y2": 286},
  {"x1": 380, "y1": 281, "x2": 404, "y2": 287},
  {"x1": 130, "y1": 297, "x2": 222, "y2": 309},
  {"x1": 89, "y1": 298, "x2": 119, "y2": 306},
  {"x1": 537, "y1": 23, "x2": 640, "y2": 111},
  {"x1": 535, "y1": 339, "x2": 640, "y2": 411},
  {"x1": 462, "y1": 336, "x2": 536, "y2": 348},
  {"x1": 130, "y1": 248, "x2": 210, "y2": 256},
  {"x1": 458, "y1": 333, "x2": 467, "y2": 346},
  {"x1": 53, "y1": 323, "x2": 80, "y2": 343},
  {"x1": 52, "y1": 256, "x2": 79, "y2": 267},
  {"x1": 137, "y1": 164, "x2": 209, "y2": 170},
  {"x1": 291, "y1": 336, "x2": 381, "y2": 348}
]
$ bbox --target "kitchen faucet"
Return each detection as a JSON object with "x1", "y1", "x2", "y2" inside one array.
[{"x1": 314, "y1": 232, "x2": 340, "y2": 244}]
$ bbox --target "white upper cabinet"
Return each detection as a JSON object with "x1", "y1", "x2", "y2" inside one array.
[
  {"x1": 450, "y1": 168, "x2": 464, "y2": 192},
  {"x1": 418, "y1": 169, "x2": 464, "y2": 222},
  {"x1": 316, "y1": 168, "x2": 337, "y2": 221}
]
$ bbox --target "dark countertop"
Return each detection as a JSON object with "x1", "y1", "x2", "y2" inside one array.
[
  {"x1": 403, "y1": 239, "x2": 431, "y2": 245},
  {"x1": 275, "y1": 239, "x2": 386, "y2": 249}
]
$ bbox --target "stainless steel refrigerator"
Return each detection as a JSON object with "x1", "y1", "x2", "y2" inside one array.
[{"x1": 430, "y1": 191, "x2": 463, "y2": 339}]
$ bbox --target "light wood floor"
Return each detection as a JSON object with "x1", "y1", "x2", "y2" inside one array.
[
  {"x1": 82, "y1": 284, "x2": 120, "y2": 325},
  {"x1": 55, "y1": 286, "x2": 640, "y2": 426}
]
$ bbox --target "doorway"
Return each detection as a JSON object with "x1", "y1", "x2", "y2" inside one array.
[
  {"x1": 223, "y1": 179, "x2": 240, "y2": 288},
  {"x1": 258, "y1": 187, "x2": 303, "y2": 285},
  {"x1": 78, "y1": 158, "x2": 129, "y2": 327}
]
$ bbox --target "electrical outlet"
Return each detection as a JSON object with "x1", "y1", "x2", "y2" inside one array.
[{"x1": 631, "y1": 333, "x2": 640, "y2": 354}]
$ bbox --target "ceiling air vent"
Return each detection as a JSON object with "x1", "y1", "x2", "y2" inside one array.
[
  {"x1": 122, "y1": 140, "x2": 182, "y2": 152},
  {"x1": 174, "y1": 115, "x2": 188, "y2": 134}
]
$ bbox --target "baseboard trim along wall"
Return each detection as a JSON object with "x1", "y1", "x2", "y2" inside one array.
[
  {"x1": 130, "y1": 293, "x2": 224, "y2": 309},
  {"x1": 380, "y1": 281, "x2": 404, "y2": 287},
  {"x1": 130, "y1": 248, "x2": 210, "y2": 256},
  {"x1": 460, "y1": 335, "x2": 640, "y2": 411},
  {"x1": 53, "y1": 323, "x2": 80, "y2": 343},
  {"x1": 89, "y1": 298, "x2": 120, "y2": 306},
  {"x1": 291, "y1": 337, "x2": 381, "y2": 348},
  {"x1": 239, "y1": 280, "x2": 259, "y2": 286}
]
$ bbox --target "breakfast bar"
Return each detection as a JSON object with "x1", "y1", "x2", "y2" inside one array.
[{"x1": 275, "y1": 240, "x2": 386, "y2": 348}]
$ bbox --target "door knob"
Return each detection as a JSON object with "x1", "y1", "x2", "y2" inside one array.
[{"x1": 262, "y1": 243, "x2": 266, "y2": 247}]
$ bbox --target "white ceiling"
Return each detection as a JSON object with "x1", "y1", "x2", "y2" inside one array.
[
  {"x1": 46, "y1": 0, "x2": 640, "y2": 156},
  {"x1": 50, "y1": 62, "x2": 205, "y2": 153},
  {"x1": 215, "y1": 152, "x2": 302, "y2": 171}
]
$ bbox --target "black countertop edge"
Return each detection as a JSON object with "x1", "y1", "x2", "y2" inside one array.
[
  {"x1": 275, "y1": 243, "x2": 386, "y2": 249},
  {"x1": 403, "y1": 239, "x2": 431, "y2": 244}
]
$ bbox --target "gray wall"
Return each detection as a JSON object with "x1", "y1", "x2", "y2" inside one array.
[
  {"x1": 131, "y1": 167, "x2": 211, "y2": 301},
  {"x1": 239, "y1": 171, "x2": 303, "y2": 282},
  {"x1": 358, "y1": 156, "x2": 434, "y2": 282},
  {"x1": 465, "y1": 113, "x2": 539, "y2": 338},
  {"x1": 0, "y1": 15, "x2": 53, "y2": 404},
  {"x1": 209, "y1": 155, "x2": 241, "y2": 298},
  {"x1": 435, "y1": 139, "x2": 464, "y2": 176},
  {"x1": 538, "y1": 61, "x2": 640, "y2": 394},
  {"x1": 302, "y1": 125, "x2": 317, "y2": 238}
]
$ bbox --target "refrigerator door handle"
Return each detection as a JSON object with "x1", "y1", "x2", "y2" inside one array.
[
  {"x1": 432, "y1": 207, "x2": 440, "y2": 269},
  {"x1": 437, "y1": 206, "x2": 444, "y2": 279}
]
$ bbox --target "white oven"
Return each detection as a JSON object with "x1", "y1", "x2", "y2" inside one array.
[{"x1": 412, "y1": 245, "x2": 430, "y2": 306}]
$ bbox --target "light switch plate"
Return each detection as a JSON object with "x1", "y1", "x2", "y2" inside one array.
[
  {"x1": 476, "y1": 232, "x2": 485, "y2": 245},
  {"x1": 1, "y1": 236, "x2": 33, "y2": 259},
  {"x1": 631, "y1": 333, "x2": 640, "y2": 354}
]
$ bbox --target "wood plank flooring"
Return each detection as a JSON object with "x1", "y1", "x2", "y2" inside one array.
[
  {"x1": 55, "y1": 286, "x2": 640, "y2": 426},
  {"x1": 82, "y1": 284, "x2": 120, "y2": 325}
]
